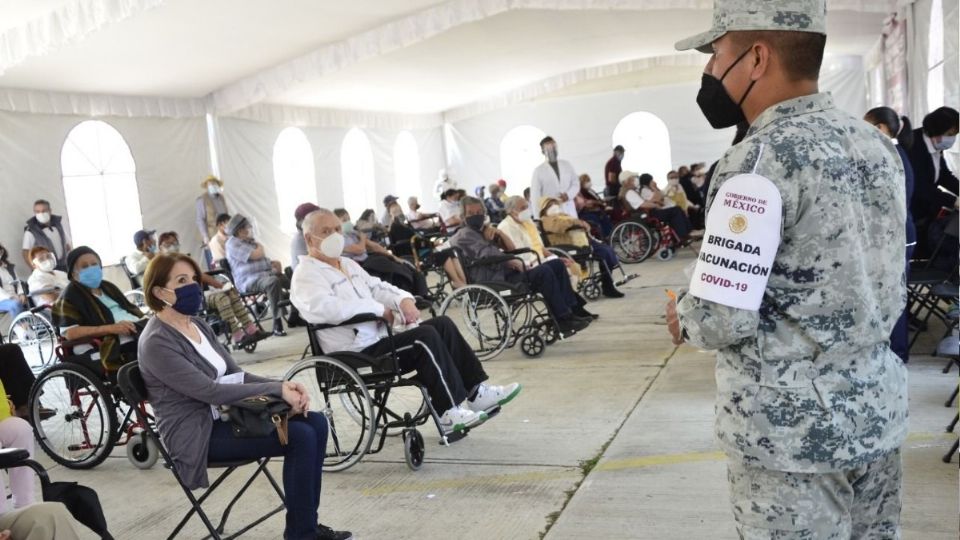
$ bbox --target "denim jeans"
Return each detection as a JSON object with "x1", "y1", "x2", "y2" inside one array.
[
  {"x1": 0, "y1": 299, "x2": 23, "y2": 318},
  {"x1": 207, "y1": 413, "x2": 328, "y2": 540}
]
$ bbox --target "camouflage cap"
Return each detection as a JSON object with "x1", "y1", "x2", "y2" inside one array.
[{"x1": 675, "y1": 0, "x2": 827, "y2": 53}]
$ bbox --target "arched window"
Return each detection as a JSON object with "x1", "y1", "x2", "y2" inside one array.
[
  {"x1": 927, "y1": 0, "x2": 945, "y2": 109},
  {"x1": 500, "y1": 125, "x2": 547, "y2": 195},
  {"x1": 273, "y1": 127, "x2": 317, "y2": 233},
  {"x1": 341, "y1": 128, "x2": 376, "y2": 219},
  {"x1": 60, "y1": 120, "x2": 143, "y2": 265},
  {"x1": 611, "y1": 112, "x2": 672, "y2": 181},
  {"x1": 394, "y1": 131, "x2": 421, "y2": 203}
]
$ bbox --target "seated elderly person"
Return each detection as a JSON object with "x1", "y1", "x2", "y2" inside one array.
[
  {"x1": 575, "y1": 174, "x2": 614, "y2": 238},
  {"x1": 484, "y1": 183, "x2": 506, "y2": 224},
  {"x1": 125, "y1": 229, "x2": 157, "y2": 285},
  {"x1": 138, "y1": 253, "x2": 351, "y2": 540},
  {"x1": 438, "y1": 189, "x2": 464, "y2": 233},
  {"x1": 160, "y1": 231, "x2": 267, "y2": 346},
  {"x1": 405, "y1": 197, "x2": 440, "y2": 231},
  {"x1": 496, "y1": 196, "x2": 582, "y2": 285},
  {"x1": 354, "y1": 209, "x2": 387, "y2": 243},
  {"x1": 332, "y1": 209, "x2": 431, "y2": 298},
  {"x1": 538, "y1": 197, "x2": 624, "y2": 298},
  {"x1": 291, "y1": 209, "x2": 521, "y2": 435},
  {"x1": 451, "y1": 196, "x2": 594, "y2": 336},
  {"x1": 0, "y1": 245, "x2": 26, "y2": 320},
  {"x1": 620, "y1": 172, "x2": 693, "y2": 241},
  {"x1": 224, "y1": 214, "x2": 290, "y2": 337},
  {"x1": 26, "y1": 246, "x2": 68, "y2": 306},
  {"x1": 52, "y1": 246, "x2": 145, "y2": 373}
]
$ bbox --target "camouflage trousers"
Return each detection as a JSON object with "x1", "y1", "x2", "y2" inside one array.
[{"x1": 727, "y1": 449, "x2": 902, "y2": 539}]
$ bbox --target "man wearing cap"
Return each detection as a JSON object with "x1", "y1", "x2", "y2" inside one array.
[
  {"x1": 665, "y1": 1, "x2": 907, "y2": 537},
  {"x1": 225, "y1": 214, "x2": 290, "y2": 336},
  {"x1": 379, "y1": 195, "x2": 401, "y2": 227},
  {"x1": 604, "y1": 146, "x2": 625, "y2": 199},
  {"x1": 196, "y1": 175, "x2": 228, "y2": 246},
  {"x1": 126, "y1": 229, "x2": 157, "y2": 286},
  {"x1": 531, "y1": 136, "x2": 579, "y2": 218}
]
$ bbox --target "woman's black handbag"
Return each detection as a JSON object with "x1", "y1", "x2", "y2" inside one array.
[{"x1": 226, "y1": 395, "x2": 292, "y2": 444}]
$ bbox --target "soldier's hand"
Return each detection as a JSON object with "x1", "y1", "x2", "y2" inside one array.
[{"x1": 665, "y1": 298, "x2": 683, "y2": 346}]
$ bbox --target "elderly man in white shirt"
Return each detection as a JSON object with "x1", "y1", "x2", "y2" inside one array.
[
  {"x1": 530, "y1": 136, "x2": 579, "y2": 218},
  {"x1": 290, "y1": 209, "x2": 521, "y2": 436}
]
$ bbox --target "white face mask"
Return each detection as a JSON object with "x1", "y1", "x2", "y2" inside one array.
[
  {"x1": 934, "y1": 135, "x2": 957, "y2": 151},
  {"x1": 207, "y1": 184, "x2": 221, "y2": 196},
  {"x1": 546, "y1": 205, "x2": 562, "y2": 216},
  {"x1": 34, "y1": 258, "x2": 55, "y2": 272},
  {"x1": 36, "y1": 212, "x2": 51, "y2": 225},
  {"x1": 667, "y1": 177, "x2": 680, "y2": 186},
  {"x1": 319, "y1": 232, "x2": 345, "y2": 258}
]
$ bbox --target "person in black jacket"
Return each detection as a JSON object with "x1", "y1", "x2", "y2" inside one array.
[
  {"x1": 905, "y1": 106, "x2": 958, "y2": 256},
  {"x1": 864, "y1": 107, "x2": 916, "y2": 362}
]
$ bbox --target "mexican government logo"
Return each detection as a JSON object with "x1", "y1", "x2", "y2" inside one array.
[{"x1": 728, "y1": 214, "x2": 748, "y2": 234}]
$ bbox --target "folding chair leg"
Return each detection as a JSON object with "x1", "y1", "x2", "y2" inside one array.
[
  {"x1": 168, "y1": 467, "x2": 239, "y2": 540},
  {"x1": 943, "y1": 358, "x2": 955, "y2": 374},
  {"x1": 946, "y1": 386, "x2": 959, "y2": 408},
  {"x1": 216, "y1": 459, "x2": 269, "y2": 534},
  {"x1": 942, "y1": 439, "x2": 958, "y2": 464},
  {"x1": 947, "y1": 413, "x2": 959, "y2": 434}
]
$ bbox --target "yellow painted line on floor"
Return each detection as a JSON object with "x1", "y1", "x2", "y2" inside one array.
[{"x1": 360, "y1": 432, "x2": 955, "y2": 496}]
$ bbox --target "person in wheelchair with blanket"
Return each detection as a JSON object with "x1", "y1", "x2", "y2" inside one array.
[{"x1": 290, "y1": 209, "x2": 521, "y2": 436}]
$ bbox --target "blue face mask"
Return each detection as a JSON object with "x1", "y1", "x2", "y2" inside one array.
[
  {"x1": 77, "y1": 265, "x2": 103, "y2": 289},
  {"x1": 164, "y1": 282, "x2": 203, "y2": 316}
]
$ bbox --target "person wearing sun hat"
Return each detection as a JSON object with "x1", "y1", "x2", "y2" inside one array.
[
  {"x1": 195, "y1": 175, "x2": 228, "y2": 251},
  {"x1": 665, "y1": 1, "x2": 907, "y2": 537}
]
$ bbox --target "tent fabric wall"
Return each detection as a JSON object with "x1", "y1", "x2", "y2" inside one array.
[
  {"x1": 215, "y1": 117, "x2": 445, "y2": 268},
  {"x1": 444, "y1": 63, "x2": 867, "y2": 197},
  {"x1": 0, "y1": 109, "x2": 210, "y2": 271}
]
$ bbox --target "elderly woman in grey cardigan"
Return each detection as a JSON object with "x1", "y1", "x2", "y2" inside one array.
[{"x1": 137, "y1": 254, "x2": 352, "y2": 540}]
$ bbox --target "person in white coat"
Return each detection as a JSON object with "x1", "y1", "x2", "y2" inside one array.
[
  {"x1": 530, "y1": 136, "x2": 579, "y2": 218},
  {"x1": 290, "y1": 209, "x2": 521, "y2": 436}
]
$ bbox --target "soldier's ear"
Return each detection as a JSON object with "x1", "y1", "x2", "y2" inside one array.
[{"x1": 749, "y1": 42, "x2": 771, "y2": 81}]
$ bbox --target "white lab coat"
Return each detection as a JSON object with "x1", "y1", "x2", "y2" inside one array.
[
  {"x1": 531, "y1": 160, "x2": 579, "y2": 218},
  {"x1": 290, "y1": 255, "x2": 412, "y2": 353}
]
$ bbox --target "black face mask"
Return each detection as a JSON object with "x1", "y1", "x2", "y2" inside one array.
[
  {"x1": 697, "y1": 47, "x2": 757, "y2": 129},
  {"x1": 465, "y1": 214, "x2": 485, "y2": 231}
]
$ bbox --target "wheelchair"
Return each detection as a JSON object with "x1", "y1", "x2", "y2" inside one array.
[
  {"x1": 5, "y1": 280, "x2": 58, "y2": 372},
  {"x1": 215, "y1": 258, "x2": 291, "y2": 329},
  {"x1": 609, "y1": 205, "x2": 686, "y2": 263},
  {"x1": 118, "y1": 256, "x2": 150, "y2": 312},
  {"x1": 286, "y1": 314, "x2": 470, "y2": 472},
  {"x1": 28, "y1": 334, "x2": 159, "y2": 471},
  {"x1": 439, "y1": 248, "x2": 563, "y2": 360},
  {"x1": 389, "y1": 222, "x2": 457, "y2": 306},
  {"x1": 199, "y1": 273, "x2": 263, "y2": 355},
  {"x1": 537, "y1": 223, "x2": 638, "y2": 300}
]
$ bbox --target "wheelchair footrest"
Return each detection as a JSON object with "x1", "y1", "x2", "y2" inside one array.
[
  {"x1": 615, "y1": 273, "x2": 640, "y2": 286},
  {"x1": 441, "y1": 431, "x2": 468, "y2": 445}
]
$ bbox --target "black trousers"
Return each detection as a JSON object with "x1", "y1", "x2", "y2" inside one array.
[
  {"x1": 361, "y1": 316, "x2": 487, "y2": 413},
  {"x1": 361, "y1": 254, "x2": 429, "y2": 298},
  {"x1": 0, "y1": 344, "x2": 36, "y2": 408},
  {"x1": 517, "y1": 259, "x2": 578, "y2": 319}
]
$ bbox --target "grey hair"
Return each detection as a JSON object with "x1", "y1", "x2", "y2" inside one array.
[
  {"x1": 503, "y1": 195, "x2": 526, "y2": 214},
  {"x1": 460, "y1": 195, "x2": 484, "y2": 214},
  {"x1": 301, "y1": 208, "x2": 336, "y2": 237}
]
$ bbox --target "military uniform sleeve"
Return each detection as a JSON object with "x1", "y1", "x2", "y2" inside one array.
[{"x1": 676, "y1": 291, "x2": 759, "y2": 350}]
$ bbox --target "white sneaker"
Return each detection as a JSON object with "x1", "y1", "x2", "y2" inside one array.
[
  {"x1": 467, "y1": 382, "x2": 522, "y2": 414},
  {"x1": 438, "y1": 406, "x2": 487, "y2": 435}
]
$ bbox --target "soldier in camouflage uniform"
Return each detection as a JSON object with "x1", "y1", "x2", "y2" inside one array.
[{"x1": 666, "y1": 1, "x2": 908, "y2": 538}]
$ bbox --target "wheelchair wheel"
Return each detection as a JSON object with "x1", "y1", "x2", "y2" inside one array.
[
  {"x1": 520, "y1": 332, "x2": 545, "y2": 358},
  {"x1": 242, "y1": 340, "x2": 258, "y2": 354},
  {"x1": 581, "y1": 278, "x2": 601, "y2": 301},
  {"x1": 7, "y1": 312, "x2": 56, "y2": 371},
  {"x1": 284, "y1": 356, "x2": 375, "y2": 472},
  {"x1": 533, "y1": 315, "x2": 559, "y2": 345},
  {"x1": 378, "y1": 384, "x2": 429, "y2": 437},
  {"x1": 402, "y1": 428, "x2": 425, "y2": 471},
  {"x1": 440, "y1": 285, "x2": 512, "y2": 361},
  {"x1": 657, "y1": 248, "x2": 675, "y2": 261},
  {"x1": 610, "y1": 221, "x2": 655, "y2": 264},
  {"x1": 31, "y1": 363, "x2": 118, "y2": 469},
  {"x1": 126, "y1": 429, "x2": 160, "y2": 470}
]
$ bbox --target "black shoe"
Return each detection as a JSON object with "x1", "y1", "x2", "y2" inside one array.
[
  {"x1": 602, "y1": 287, "x2": 625, "y2": 298},
  {"x1": 573, "y1": 306, "x2": 599, "y2": 320},
  {"x1": 557, "y1": 316, "x2": 589, "y2": 337},
  {"x1": 316, "y1": 523, "x2": 353, "y2": 540}
]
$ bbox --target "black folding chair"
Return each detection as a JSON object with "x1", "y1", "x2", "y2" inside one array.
[{"x1": 116, "y1": 362, "x2": 285, "y2": 539}]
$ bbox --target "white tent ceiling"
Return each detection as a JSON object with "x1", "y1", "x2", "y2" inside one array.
[{"x1": 0, "y1": 0, "x2": 893, "y2": 119}]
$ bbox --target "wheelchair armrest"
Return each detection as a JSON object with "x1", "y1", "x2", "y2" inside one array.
[
  {"x1": 504, "y1": 248, "x2": 542, "y2": 266},
  {"x1": 0, "y1": 448, "x2": 30, "y2": 468},
  {"x1": 462, "y1": 255, "x2": 516, "y2": 269},
  {"x1": 59, "y1": 336, "x2": 103, "y2": 350},
  {"x1": 310, "y1": 313, "x2": 386, "y2": 331}
]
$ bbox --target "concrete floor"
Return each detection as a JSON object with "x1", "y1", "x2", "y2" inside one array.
[{"x1": 34, "y1": 250, "x2": 958, "y2": 539}]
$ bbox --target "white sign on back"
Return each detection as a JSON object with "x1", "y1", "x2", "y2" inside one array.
[{"x1": 688, "y1": 173, "x2": 782, "y2": 311}]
